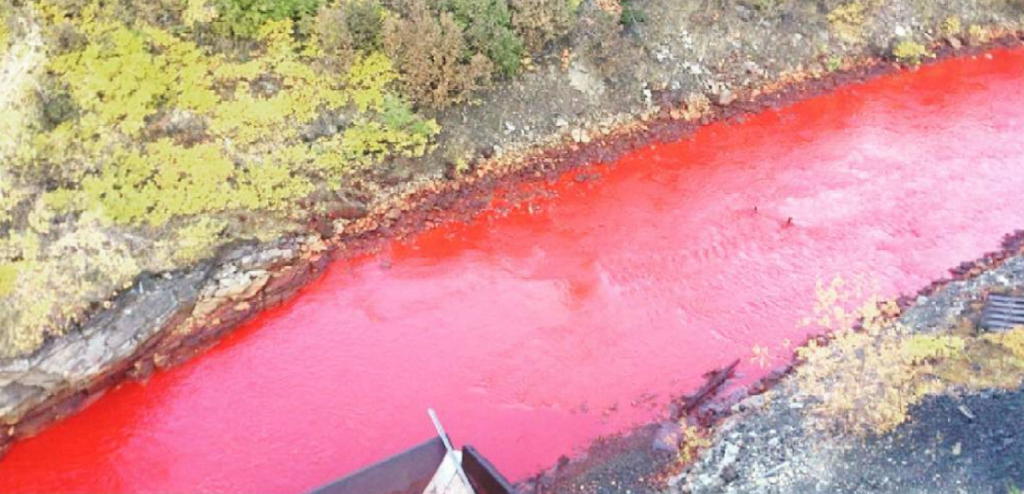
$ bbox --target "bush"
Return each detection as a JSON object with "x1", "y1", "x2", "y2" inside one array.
[
  {"x1": 213, "y1": 0, "x2": 324, "y2": 37},
  {"x1": 340, "y1": 95, "x2": 440, "y2": 165},
  {"x1": 510, "y1": 0, "x2": 573, "y2": 53},
  {"x1": 383, "y1": 0, "x2": 492, "y2": 108},
  {"x1": 0, "y1": 263, "x2": 17, "y2": 297},
  {"x1": 445, "y1": 0, "x2": 523, "y2": 77},
  {"x1": 341, "y1": 0, "x2": 386, "y2": 50},
  {"x1": 827, "y1": 2, "x2": 867, "y2": 44},
  {"x1": 892, "y1": 40, "x2": 927, "y2": 66},
  {"x1": 313, "y1": 4, "x2": 357, "y2": 68},
  {"x1": 619, "y1": 0, "x2": 644, "y2": 27},
  {"x1": 314, "y1": 0, "x2": 386, "y2": 70}
]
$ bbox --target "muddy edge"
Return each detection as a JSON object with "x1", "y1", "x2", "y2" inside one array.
[{"x1": 1, "y1": 35, "x2": 1023, "y2": 456}]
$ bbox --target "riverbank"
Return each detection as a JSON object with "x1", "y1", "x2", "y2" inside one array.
[
  {"x1": 3, "y1": 0, "x2": 1024, "y2": 463},
  {"x1": 524, "y1": 231, "x2": 1024, "y2": 494}
]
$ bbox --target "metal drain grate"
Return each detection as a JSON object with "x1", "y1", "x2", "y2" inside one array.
[{"x1": 980, "y1": 294, "x2": 1024, "y2": 331}]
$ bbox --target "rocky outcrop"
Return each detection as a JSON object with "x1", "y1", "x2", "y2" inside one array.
[{"x1": 0, "y1": 235, "x2": 328, "y2": 453}]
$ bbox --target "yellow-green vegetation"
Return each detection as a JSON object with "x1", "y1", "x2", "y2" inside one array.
[
  {"x1": 892, "y1": 39, "x2": 928, "y2": 65},
  {"x1": 164, "y1": 217, "x2": 230, "y2": 264},
  {"x1": 0, "y1": 0, "x2": 584, "y2": 357},
  {"x1": 968, "y1": 24, "x2": 991, "y2": 44},
  {"x1": 0, "y1": 225, "x2": 142, "y2": 353},
  {"x1": 1, "y1": 7, "x2": 9, "y2": 55},
  {"x1": 0, "y1": 264, "x2": 17, "y2": 297},
  {"x1": 0, "y1": 0, "x2": 437, "y2": 356},
  {"x1": 793, "y1": 277, "x2": 1024, "y2": 436},
  {"x1": 677, "y1": 423, "x2": 711, "y2": 464},
  {"x1": 940, "y1": 15, "x2": 962, "y2": 38},
  {"x1": 827, "y1": 2, "x2": 868, "y2": 44}
]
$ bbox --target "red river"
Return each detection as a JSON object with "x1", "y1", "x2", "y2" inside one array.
[{"x1": 2, "y1": 49, "x2": 1023, "y2": 493}]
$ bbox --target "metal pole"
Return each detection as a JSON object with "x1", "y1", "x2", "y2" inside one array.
[{"x1": 428, "y1": 408, "x2": 474, "y2": 493}]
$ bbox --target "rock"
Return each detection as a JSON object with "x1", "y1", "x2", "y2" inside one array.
[
  {"x1": 653, "y1": 45, "x2": 671, "y2": 62},
  {"x1": 1, "y1": 269, "x2": 206, "y2": 422},
  {"x1": 721, "y1": 465, "x2": 739, "y2": 484},
  {"x1": 555, "y1": 117, "x2": 569, "y2": 128},
  {"x1": 381, "y1": 165, "x2": 413, "y2": 185},
  {"x1": 721, "y1": 442, "x2": 741, "y2": 466},
  {"x1": 571, "y1": 128, "x2": 590, "y2": 143},
  {"x1": 567, "y1": 63, "x2": 606, "y2": 97},
  {"x1": 718, "y1": 89, "x2": 737, "y2": 106},
  {"x1": 330, "y1": 198, "x2": 368, "y2": 220}
]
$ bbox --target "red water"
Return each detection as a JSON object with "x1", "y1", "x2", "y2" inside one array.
[{"x1": 3, "y1": 50, "x2": 1024, "y2": 493}]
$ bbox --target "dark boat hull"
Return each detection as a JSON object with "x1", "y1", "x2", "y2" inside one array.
[{"x1": 307, "y1": 438, "x2": 514, "y2": 494}]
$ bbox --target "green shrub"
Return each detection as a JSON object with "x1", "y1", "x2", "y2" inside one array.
[
  {"x1": 314, "y1": 0, "x2": 386, "y2": 70},
  {"x1": 446, "y1": 0, "x2": 523, "y2": 77},
  {"x1": 213, "y1": 0, "x2": 324, "y2": 37},
  {"x1": 619, "y1": 0, "x2": 644, "y2": 27},
  {"x1": 340, "y1": 0, "x2": 385, "y2": 50}
]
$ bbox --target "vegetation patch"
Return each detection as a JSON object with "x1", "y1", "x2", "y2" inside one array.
[
  {"x1": 793, "y1": 277, "x2": 1024, "y2": 436},
  {"x1": 892, "y1": 39, "x2": 928, "y2": 66},
  {"x1": 827, "y1": 2, "x2": 869, "y2": 44},
  {"x1": 0, "y1": 0, "x2": 591, "y2": 357}
]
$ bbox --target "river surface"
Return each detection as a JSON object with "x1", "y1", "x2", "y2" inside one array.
[{"x1": 2, "y1": 49, "x2": 1024, "y2": 493}]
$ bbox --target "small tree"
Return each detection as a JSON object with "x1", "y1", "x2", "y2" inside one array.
[
  {"x1": 445, "y1": 0, "x2": 523, "y2": 77},
  {"x1": 383, "y1": 0, "x2": 492, "y2": 108},
  {"x1": 314, "y1": 0, "x2": 386, "y2": 71},
  {"x1": 213, "y1": 0, "x2": 323, "y2": 37}
]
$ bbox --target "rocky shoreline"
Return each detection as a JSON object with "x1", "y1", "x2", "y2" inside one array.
[
  {"x1": 675, "y1": 256, "x2": 1024, "y2": 494},
  {"x1": 3, "y1": 6, "x2": 1024, "y2": 465},
  {"x1": 519, "y1": 231, "x2": 1024, "y2": 494}
]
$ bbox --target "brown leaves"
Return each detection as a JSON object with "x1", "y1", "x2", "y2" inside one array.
[{"x1": 383, "y1": 0, "x2": 493, "y2": 109}]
